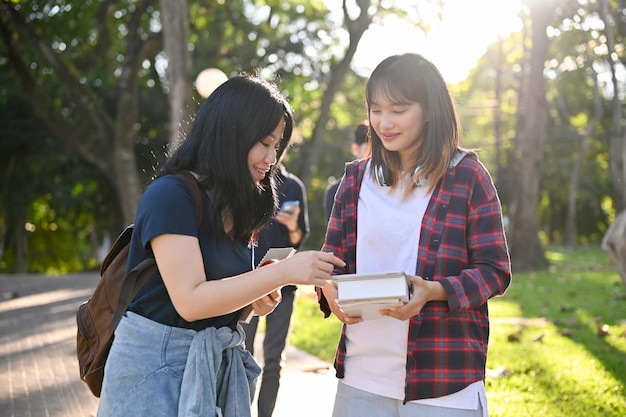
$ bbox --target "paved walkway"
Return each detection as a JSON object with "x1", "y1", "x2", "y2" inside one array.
[{"x1": 0, "y1": 273, "x2": 336, "y2": 417}]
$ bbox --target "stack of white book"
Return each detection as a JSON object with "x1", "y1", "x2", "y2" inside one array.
[{"x1": 332, "y1": 272, "x2": 411, "y2": 320}]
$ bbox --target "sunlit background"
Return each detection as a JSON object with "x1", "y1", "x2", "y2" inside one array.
[{"x1": 344, "y1": 0, "x2": 523, "y2": 82}]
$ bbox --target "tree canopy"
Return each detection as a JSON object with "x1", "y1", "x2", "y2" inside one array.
[{"x1": 1, "y1": 0, "x2": 624, "y2": 273}]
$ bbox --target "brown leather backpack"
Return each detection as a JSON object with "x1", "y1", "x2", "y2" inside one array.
[{"x1": 76, "y1": 171, "x2": 202, "y2": 397}]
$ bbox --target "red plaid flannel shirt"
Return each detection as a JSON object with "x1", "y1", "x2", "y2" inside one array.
[{"x1": 319, "y1": 151, "x2": 511, "y2": 402}]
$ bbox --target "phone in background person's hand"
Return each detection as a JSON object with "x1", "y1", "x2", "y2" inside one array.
[{"x1": 279, "y1": 200, "x2": 299, "y2": 214}]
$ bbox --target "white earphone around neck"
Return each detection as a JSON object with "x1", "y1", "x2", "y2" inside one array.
[
  {"x1": 374, "y1": 150, "x2": 468, "y2": 187},
  {"x1": 374, "y1": 164, "x2": 425, "y2": 187}
]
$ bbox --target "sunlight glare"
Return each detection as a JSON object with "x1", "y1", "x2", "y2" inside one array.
[{"x1": 352, "y1": 0, "x2": 523, "y2": 83}]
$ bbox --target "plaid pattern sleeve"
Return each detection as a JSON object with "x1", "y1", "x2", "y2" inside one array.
[
  {"x1": 317, "y1": 160, "x2": 364, "y2": 376},
  {"x1": 435, "y1": 156, "x2": 511, "y2": 311},
  {"x1": 405, "y1": 153, "x2": 511, "y2": 401}
]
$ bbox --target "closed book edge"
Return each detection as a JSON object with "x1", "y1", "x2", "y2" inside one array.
[
  {"x1": 332, "y1": 272, "x2": 409, "y2": 301},
  {"x1": 331, "y1": 271, "x2": 407, "y2": 283},
  {"x1": 337, "y1": 298, "x2": 406, "y2": 320},
  {"x1": 336, "y1": 297, "x2": 406, "y2": 307}
]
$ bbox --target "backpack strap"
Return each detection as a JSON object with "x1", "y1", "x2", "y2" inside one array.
[
  {"x1": 109, "y1": 171, "x2": 204, "y2": 330},
  {"x1": 110, "y1": 256, "x2": 159, "y2": 330}
]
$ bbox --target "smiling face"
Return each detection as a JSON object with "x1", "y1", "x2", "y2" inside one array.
[
  {"x1": 369, "y1": 92, "x2": 428, "y2": 170},
  {"x1": 248, "y1": 118, "x2": 286, "y2": 186}
]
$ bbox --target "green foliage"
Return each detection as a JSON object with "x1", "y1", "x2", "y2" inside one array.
[
  {"x1": 2, "y1": 0, "x2": 625, "y2": 271},
  {"x1": 0, "y1": 87, "x2": 113, "y2": 273},
  {"x1": 290, "y1": 246, "x2": 626, "y2": 416},
  {"x1": 454, "y1": 31, "x2": 525, "y2": 212},
  {"x1": 1, "y1": 0, "x2": 358, "y2": 270},
  {"x1": 189, "y1": 0, "x2": 371, "y2": 252},
  {"x1": 295, "y1": 70, "x2": 368, "y2": 251},
  {"x1": 457, "y1": 2, "x2": 620, "y2": 246},
  {"x1": 289, "y1": 289, "x2": 342, "y2": 363}
]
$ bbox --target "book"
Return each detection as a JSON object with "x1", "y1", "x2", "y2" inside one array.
[
  {"x1": 332, "y1": 271, "x2": 410, "y2": 320},
  {"x1": 238, "y1": 247, "x2": 296, "y2": 323},
  {"x1": 257, "y1": 247, "x2": 296, "y2": 267}
]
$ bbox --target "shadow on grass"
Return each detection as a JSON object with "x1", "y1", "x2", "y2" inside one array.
[{"x1": 488, "y1": 246, "x2": 626, "y2": 416}]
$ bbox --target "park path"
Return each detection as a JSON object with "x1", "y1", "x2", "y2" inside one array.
[{"x1": 0, "y1": 273, "x2": 336, "y2": 417}]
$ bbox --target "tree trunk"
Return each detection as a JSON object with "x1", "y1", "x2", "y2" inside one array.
[
  {"x1": 15, "y1": 230, "x2": 28, "y2": 273},
  {"x1": 564, "y1": 63, "x2": 602, "y2": 248},
  {"x1": 598, "y1": 0, "x2": 626, "y2": 212},
  {"x1": 297, "y1": 0, "x2": 372, "y2": 187},
  {"x1": 160, "y1": 0, "x2": 194, "y2": 151},
  {"x1": 493, "y1": 37, "x2": 505, "y2": 202},
  {"x1": 508, "y1": 0, "x2": 553, "y2": 271},
  {"x1": 0, "y1": 1, "x2": 161, "y2": 227},
  {"x1": 13, "y1": 209, "x2": 28, "y2": 273}
]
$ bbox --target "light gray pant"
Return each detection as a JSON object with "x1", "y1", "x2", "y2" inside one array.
[{"x1": 332, "y1": 381, "x2": 487, "y2": 417}]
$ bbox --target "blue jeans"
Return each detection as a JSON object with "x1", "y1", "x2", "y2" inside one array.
[
  {"x1": 241, "y1": 286, "x2": 296, "y2": 417},
  {"x1": 332, "y1": 382, "x2": 487, "y2": 417},
  {"x1": 98, "y1": 312, "x2": 258, "y2": 417}
]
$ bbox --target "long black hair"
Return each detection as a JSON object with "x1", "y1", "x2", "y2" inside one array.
[
  {"x1": 366, "y1": 53, "x2": 459, "y2": 194},
  {"x1": 161, "y1": 74, "x2": 294, "y2": 244}
]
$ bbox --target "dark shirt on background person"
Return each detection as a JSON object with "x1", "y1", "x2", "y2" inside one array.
[
  {"x1": 324, "y1": 122, "x2": 369, "y2": 224},
  {"x1": 242, "y1": 163, "x2": 309, "y2": 417}
]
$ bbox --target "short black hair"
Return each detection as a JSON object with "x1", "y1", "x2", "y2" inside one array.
[{"x1": 354, "y1": 123, "x2": 369, "y2": 145}]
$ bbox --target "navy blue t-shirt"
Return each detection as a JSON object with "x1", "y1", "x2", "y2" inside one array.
[{"x1": 127, "y1": 175, "x2": 252, "y2": 331}]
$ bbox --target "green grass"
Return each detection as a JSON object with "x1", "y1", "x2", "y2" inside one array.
[
  {"x1": 288, "y1": 289, "x2": 343, "y2": 363},
  {"x1": 288, "y1": 245, "x2": 626, "y2": 417}
]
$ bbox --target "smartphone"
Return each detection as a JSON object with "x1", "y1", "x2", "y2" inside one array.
[{"x1": 279, "y1": 200, "x2": 300, "y2": 214}]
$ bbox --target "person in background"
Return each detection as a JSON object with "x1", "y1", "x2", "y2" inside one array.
[
  {"x1": 318, "y1": 53, "x2": 511, "y2": 417},
  {"x1": 97, "y1": 74, "x2": 344, "y2": 417},
  {"x1": 241, "y1": 162, "x2": 309, "y2": 417},
  {"x1": 324, "y1": 122, "x2": 370, "y2": 224}
]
